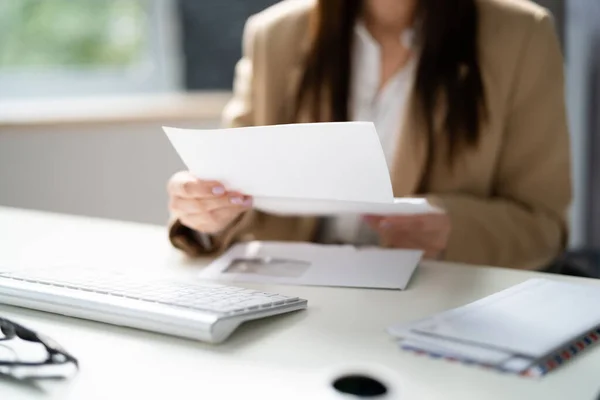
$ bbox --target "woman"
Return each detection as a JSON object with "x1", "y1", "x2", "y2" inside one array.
[{"x1": 167, "y1": 0, "x2": 572, "y2": 270}]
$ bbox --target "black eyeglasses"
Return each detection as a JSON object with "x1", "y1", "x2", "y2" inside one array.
[{"x1": 0, "y1": 317, "x2": 78, "y2": 380}]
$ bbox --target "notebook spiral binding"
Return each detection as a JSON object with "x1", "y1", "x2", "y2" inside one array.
[{"x1": 400, "y1": 327, "x2": 600, "y2": 378}]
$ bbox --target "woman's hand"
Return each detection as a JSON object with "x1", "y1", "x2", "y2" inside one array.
[
  {"x1": 364, "y1": 213, "x2": 451, "y2": 259},
  {"x1": 168, "y1": 171, "x2": 252, "y2": 234}
]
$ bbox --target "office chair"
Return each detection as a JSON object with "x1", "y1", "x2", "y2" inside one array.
[{"x1": 545, "y1": 248, "x2": 600, "y2": 279}]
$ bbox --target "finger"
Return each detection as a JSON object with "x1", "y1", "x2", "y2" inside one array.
[
  {"x1": 169, "y1": 197, "x2": 214, "y2": 215},
  {"x1": 381, "y1": 230, "x2": 446, "y2": 254},
  {"x1": 173, "y1": 194, "x2": 251, "y2": 233},
  {"x1": 221, "y1": 191, "x2": 253, "y2": 209},
  {"x1": 379, "y1": 214, "x2": 445, "y2": 232},
  {"x1": 170, "y1": 193, "x2": 252, "y2": 214},
  {"x1": 202, "y1": 193, "x2": 253, "y2": 211},
  {"x1": 180, "y1": 205, "x2": 247, "y2": 234},
  {"x1": 379, "y1": 215, "x2": 422, "y2": 231},
  {"x1": 168, "y1": 172, "x2": 225, "y2": 199}
]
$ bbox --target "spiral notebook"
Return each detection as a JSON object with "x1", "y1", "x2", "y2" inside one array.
[{"x1": 388, "y1": 278, "x2": 600, "y2": 377}]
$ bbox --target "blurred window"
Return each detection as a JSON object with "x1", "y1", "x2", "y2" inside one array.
[
  {"x1": 0, "y1": 1, "x2": 145, "y2": 68},
  {"x1": 0, "y1": 0, "x2": 181, "y2": 99}
]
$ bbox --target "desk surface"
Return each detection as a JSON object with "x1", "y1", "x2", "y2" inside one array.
[{"x1": 0, "y1": 206, "x2": 599, "y2": 400}]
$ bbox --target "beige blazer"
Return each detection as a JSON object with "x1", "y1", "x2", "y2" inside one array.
[{"x1": 169, "y1": 0, "x2": 572, "y2": 270}]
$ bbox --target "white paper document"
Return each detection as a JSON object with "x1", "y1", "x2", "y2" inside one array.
[
  {"x1": 198, "y1": 241, "x2": 422, "y2": 290},
  {"x1": 163, "y1": 122, "x2": 441, "y2": 216}
]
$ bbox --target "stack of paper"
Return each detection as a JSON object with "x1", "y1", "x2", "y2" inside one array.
[
  {"x1": 163, "y1": 122, "x2": 441, "y2": 216},
  {"x1": 387, "y1": 279, "x2": 600, "y2": 377}
]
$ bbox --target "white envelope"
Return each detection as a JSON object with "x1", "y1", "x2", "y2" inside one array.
[
  {"x1": 198, "y1": 241, "x2": 422, "y2": 290},
  {"x1": 408, "y1": 279, "x2": 600, "y2": 358},
  {"x1": 388, "y1": 279, "x2": 600, "y2": 361},
  {"x1": 399, "y1": 336, "x2": 516, "y2": 366},
  {"x1": 163, "y1": 122, "x2": 441, "y2": 216}
]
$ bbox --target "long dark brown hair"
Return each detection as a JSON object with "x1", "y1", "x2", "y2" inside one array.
[{"x1": 295, "y1": 0, "x2": 486, "y2": 179}]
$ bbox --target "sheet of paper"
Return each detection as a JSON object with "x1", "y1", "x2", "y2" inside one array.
[
  {"x1": 163, "y1": 122, "x2": 441, "y2": 216},
  {"x1": 253, "y1": 197, "x2": 441, "y2": 216},
  {"x1": 164, "y1": 122, "x2": 392, "y2": 203},
  {"x1": 197, "y1": 241, "x2": 422, "y2": 290}
]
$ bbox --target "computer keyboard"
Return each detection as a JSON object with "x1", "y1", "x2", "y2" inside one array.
[{"x1": 0, "y1": 267, "x2": 307, "y2": 343}]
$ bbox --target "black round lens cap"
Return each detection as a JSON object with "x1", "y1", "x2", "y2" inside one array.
[{"x1": 332, "y1": 374, "x2": 388, "y2": 397}]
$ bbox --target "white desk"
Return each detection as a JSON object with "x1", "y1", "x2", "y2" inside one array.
[{"x1": 0, "y1": 206, "x2": 599, "y2": 399}]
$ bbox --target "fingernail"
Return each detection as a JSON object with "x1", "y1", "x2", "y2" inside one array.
[
  {"x1": 230, "y1": 197, "x2": 244, "y2": 205},
  {"x1": 243, "y1": 198, "x2": 253, "y2": 207},
  {"x1": 212, "y1": 186, "x2": 225, "y2": 196}
]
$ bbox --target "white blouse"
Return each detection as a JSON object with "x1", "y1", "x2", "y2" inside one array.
[{"x1": 322, "y1": 23, "x2": 417, "y2": 244}]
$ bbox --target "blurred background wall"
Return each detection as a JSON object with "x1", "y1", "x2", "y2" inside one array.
[
  {"x1": 0, "y1": 0, "x2": 275, "y2": 225},
  {"x1": 0, "y1": 0, "x2": 598, "y2": 250}
]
